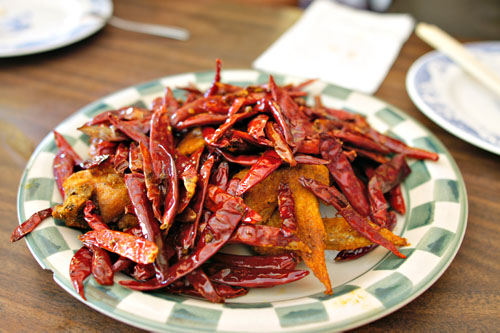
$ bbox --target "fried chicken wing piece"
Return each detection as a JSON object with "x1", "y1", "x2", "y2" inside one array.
[
  {"x1": 52, "y1": 164, "x2": 131, "y2": 228},
  {"x1": 324, "y1": 217, "x2": 409, "y2": 251}
]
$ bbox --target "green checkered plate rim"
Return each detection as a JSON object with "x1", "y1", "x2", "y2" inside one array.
[{"x1": 17, "y1": 69, "x2": 467, "y2": 332}]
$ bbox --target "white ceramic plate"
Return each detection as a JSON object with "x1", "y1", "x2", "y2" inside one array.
[
  {"x1": 17, "y1": 70, "x2": 467, "y2": 332},
  {"x1": 406, "y1": 41, "x2": 500, "y2": 155},
  {"x1": 0, "y1": 0, "x2": 112, "y2": 57}
]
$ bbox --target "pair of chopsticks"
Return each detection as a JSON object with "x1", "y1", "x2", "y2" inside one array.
[{"x1": 416, "y1": 22, "x2": 500, "y2": 97}]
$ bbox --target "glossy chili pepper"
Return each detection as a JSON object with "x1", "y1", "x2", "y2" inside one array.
[
  {"x1": 177, "y1": 148, "x2": 203, "y2": 213},
  {"x1": 91, "y1": 246, "x2": 114, "y2": 285},
  {"x1": 119, "y1": 198, "x2": 245, "y2": 291},
  {"x1": 79, "y1": 229, "x2": 159, "y2": 265},
  {"x1": 277, "y1": 182, "x2": 297, "y2": 237},
  {"x1": 69, "y1": 246, "x2": 93, "y2": 300},
  {"x1": 176, "y1": 113, "x2": 228, "y2": 131},
  {"x1": 314, "y1": 97, "x2": 358, "y2": 122},
  {"x1": 128, "y1": 142, "x2": 143, "y2": 173},
  {"x1": 170, "y1": 96, "x2": 229, "y2": 127},
  {"x1": 114, "y1": 142, "x2": 129, "y2": 175},
  {"x1": 163, "y1": 87, "x2": 180, "y2": 116},
  {"x1": 10, "y1": 207, "x2": 53, "y2": 242},
  {"x1": 211, "y1": 161, "x2": 229, "y2": 190},
  {"x1": 125, "y1": 173, "x2": 169, "y2": 279},
  {"x1": 183, "y1": 154, "x2": 215, "y2": 250},
  {"x1": 208, "y1": 265, "x2": 309, "y2": 288},
  {"x1": 365, "y1": 128, "x2": 439, "y2": 161},
  {"x1": 83, "y1": 200, "x2": 109, "y2": 230},
  {"x1": 298, "y1": 177, "x2": 405, "y2": 258},
  {"x1": 112, "y1": 256, "x2": 134, "y2": 273},
  {"x1": 208, "y1": 109, "x2": 259, "y2": 145},
  {"x1": 139, "y1": 142, "x2": 163, "y2": 220},
  {"x1": 211, "y1": 252, "x2": 298, "y2": 270},
  {"x1": 89, "y1": 138, "x2": 117, "y2": 157},
  {"x1": 132, "y1": 263, "x2": 156, "y2": 281},
  {"x1": 202, "y1": 127, "x2": 250, "y2": 151},
  {"x1": 265, "y1": 121, "x2": 296, "y2": 166},
  {"x1": 228, "y1": 224, "x2": 309, "y2": 252},
  {"x1": 236, "y1": 149, "x2": 283, "y2": 196},
  {"x1": 267, "y1": 99, "x2": 294, "y2": 148},
  {"x1": 320, "y1": 137, "x2": 370, "y2": 217},
  {"x1": 53, "y1": 131, "x2": 83, "y2": 165},
  {"x1": 293, "y1": 154, "x2": 329, "y2": 165},
  {"x1": 368, "y1": 154, "x2": 410, "y2": 227},
  {"x1": 150, "y1": 104, "x2": 175, "y2": 157},
  {"x1": 157, "y1": 145, "x2": 179, "y2": 232},
  {"x1": 247, "y1": 114, "x2": 269, "y2": 141},
  {"x1": 79, "y1": 154, "x2": 110, "y2": 170},
  {"x1": 53, "y1": 150, "x2": 74, "y2": 198},
  {"x1": 215, "y1": 148, "x2": 260, "y2": 166},
  {"x1": 226, "y1": 178, "x2": 240, "y2": 196},
  {"x1": 108, "y1": 115, "x2": 150, "y2": 148},
  {"x1": 167, "y1": 281, "x2": 247, "y2": 300},
  {"x1": 332, "y1": 130, "x2": 391, "y2": 154},
  {"x1": 297, "y1": 138, "x2": 320, "y2": 155},
  {"x1": 185, "y1": 268, "x2": 223, "y2": 303},
  {"x1": 388, "y1": 185, "x2": 406, "y2": 215},
  {"x1": 204, "y1": 58, "x2": 222, "y2": 97},
  {"x1": 84, "y1": 107, "x2": 152, "y2": 126},
  {"x1": 205, "y1": 185, "x2": 262, "y2": 224},
  {"x1": 344, "y1": 145, "x2": 389, "y2": 164},
  {"x1": 335, "y1": 210, "x2": 398, "y2": 261}
]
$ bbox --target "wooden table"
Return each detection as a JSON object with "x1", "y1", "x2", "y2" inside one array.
[{"x1": 1, "y1": 0, "x2": 499, "y2": 331}]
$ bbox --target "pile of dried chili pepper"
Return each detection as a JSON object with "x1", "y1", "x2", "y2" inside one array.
[{"x1": 12, "y1": 59, "x2": 438, "y2": 301}]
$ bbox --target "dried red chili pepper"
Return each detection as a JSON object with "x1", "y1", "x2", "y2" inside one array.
[
  {"x1": 368, "y1": 154, "x2": 411, "y2": 227},
  {"x1": 210, "y1": 161, "x2": 229, "y2": 190},
  {"x1": 91, "y1": 246, "x2": 114, "y2": 285},
  {"x1": 83, "y1": 201, "x2": 108, "y2": 231},
  {"x1": 293, "y1": 154, "x2": 329, "y2": 165},
  {"x1": 277, "y1": 182, "x2": 297, "y2": 236},
  {"x1": 150, "y1": 104, "x2": 175, "y2": 157},
  {"x1": 139, "y1": 142, "x2": 163, "y2": 220},
  {"x1": 236, "y1": 149, "x2": 283, "y2": 196},
  {"x1": 69, "y1": 246, "x2": 93, "y2": 300},
  {"x1": 177, "y1": 149, "x2": 203, "y2": 213},
  {"x1": 53, "y1": 151, "x2": 74, "y2": 198},
  {"x1": 208, "y1": 265, "x2": 309, "y2": 288},
  {"x1": 265, "y1": 121, "x2": 296, "y2": 166},
  {"x1": 114, "y1": 143, "x2": 129, "y2": 175},
  {"x1": 185, "y1": 268, "x2": 223, "y2": 303},
  {"x1": 79, "y1": 229, "x2": 159, "y2": 265},
  {"x1": 112, "y1": 256, "x2": 134, "y2": 273},
  {"x1": 211, "y1": 252, "x2": 298, "y2": 270},
  {"x1": 176, "y1": 113, "x2": 228, "y2": 131},
  {"x1": 299, "y1": 177, "x2": 405, "y2": 258},
  {"x1": 365, "y1": 128, "x2": 439, "y2": 161},
  {"x1": 170, "y1": 96, "x2": 229, "y2": 127},
  {"x1": 128, "y1": 142, "x2": 143, "y2": 173},
  {"x1": 388, "y1": 185, "x2": 406, "y2": 215},
  {"x1": 247, "y1": 114, "x2": 269, "y2": 142},
  {"x1": 125, "y1": 173, "x2": 170, "y2": 279},
  {"x1": 132, "y1": 263, "x2": 156, "y2": 281},
  {"x1": 267, "y1": 99, "x2": 294, "y2": 148},
  {"x1": 54, "y1": 131, "x2": 83, "y2": 165},
  {"x1": 228, "y1": 224, "x2": 309, "y2": 252},
  {"x1": 182, "y1": 154, "x2": 215, "y2": 250},
  {"x1": 119, "y1": 198, "x2": 245, "y2": 291},
  {"x1": 320, "y1": 137, "x2": 370, "y2": 217},
  {"x1": 157, "y1": 145, "x2": 179, "y2": 232},
  {"x1": 11, "y1": 207, "x2": 53, "y2": 242},
  {"x1": 335, "y1": 245, "x2": 377, "y2": 261},
  {"x1": 215, "y1": 148, "x2": 260, "y2": 166},
  {"x1": 79, "y1": 154, "x2": 110, "y2": 170},
  {"x1": 205, "y1": 185, "x2": 262, "y2": 224},
  {"x1": 332, "y1": 130, "x2": 391, "y2": 154},
  {"x1": 108, "y1": 115, "x2": 150, "y2": 148},
  {"x1": 205, "y1": 58, "x2": 222, "y2": 97},
  {"x1": 226, "y1": 178, "x2": 240, "y2": 196}
]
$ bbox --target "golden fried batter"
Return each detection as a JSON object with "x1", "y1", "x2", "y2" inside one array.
[
  {"x1": 177, "y1": 127, "x2": 205, "y2": 156},
  {"x1": 52, "y1": 164, "x2": 131, "y2": 228},
  {"x1": 324, "y1": 217, "x2": 409, "y2": 251}
]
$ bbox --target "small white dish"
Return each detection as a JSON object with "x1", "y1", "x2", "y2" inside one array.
[
  {"x1": 406, "y1": 41, "x2": 500, "y2": 155},
  {"x1": 0, "y1": 0, "x2": 112, "y2": 57}
]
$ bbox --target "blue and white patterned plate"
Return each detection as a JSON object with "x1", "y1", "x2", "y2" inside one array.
[
  {"x1": 0, "y1": 0, "x2": 112, "y2": 57},
  {"x1": 406, "y1": 41, "x2": 500, "y2": 155},
  {"x1": 17, "y1": 70, "x2": 467, "y2": 332}
]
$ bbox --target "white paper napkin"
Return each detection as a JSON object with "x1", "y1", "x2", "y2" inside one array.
[{"x1": 253, "y1": 0, "x2": 415, "y2": 94}]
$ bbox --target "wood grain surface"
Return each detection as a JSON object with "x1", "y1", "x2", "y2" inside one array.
[{"x1": 1, "y1": 0, "x2": 499, "y2": 331}]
